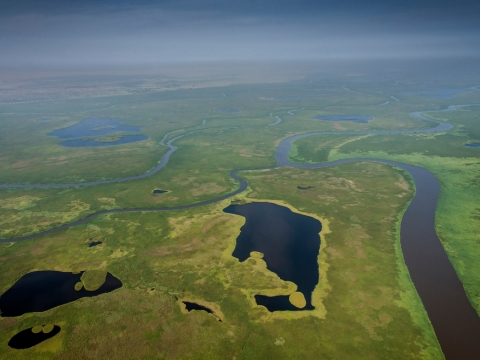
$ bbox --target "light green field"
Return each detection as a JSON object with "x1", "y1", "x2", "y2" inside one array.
[{"x1": 0, "y1": 74, "x2": 479, "y2": 359}]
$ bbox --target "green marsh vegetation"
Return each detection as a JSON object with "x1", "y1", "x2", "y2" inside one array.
[
  {"x1": 292, "y1": 103, "x2": 480, "y2": 314},
  {"x1": 0, "y1": 74, "x2": 479, "y2": 358},
  {"x1": 0, "y1": 163, "x2": 441, "y2": 359}
]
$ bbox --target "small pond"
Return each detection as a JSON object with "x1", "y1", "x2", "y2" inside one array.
[
  {"x1": 8, "y1": 325, "x2": 61, "y2": 349},
  {"x1": 297, "y1": 186, "x2": 315, "y2": 190},
  {"x1": 223, "y1": 202, "x2": 322, "y2": 311},
  {"x1": 465, "y1": 143, "x2": 480, "y2": 148},
  {"x1": 88, "y1": 241, "x2": 102, "y2": 247},
  {"x1": 152, "y1": 189, "x2": 168, "y2": 194},
  {"x1": 183, "y1": 301, "x2": 221, "y2": 321},
  {"x1": 313, "y1": 114, "x2": 373, "y2": 123},
  {"x1": 0, "y1": 271, "x2": 122, "y2": 317}
]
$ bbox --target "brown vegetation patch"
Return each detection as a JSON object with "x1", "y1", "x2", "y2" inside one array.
[
  {"x1": 344, "y1": 225, "x2": 371, "y2": 259},
  {"x1": 148, "y1": 238, "x2": 202, "y2": 257},
  {"x1": 201, "y1": 215, "x2": 230, "y2": 233},
  {"x1": 190, "y1": 183, "x2": 227, "y2": 197},
  {"x1": 11, "y1": 160, "x2": 34, "y2": 169},
  {"x1": 325, "y1": 246, "x2": 344, "y2": 259}
]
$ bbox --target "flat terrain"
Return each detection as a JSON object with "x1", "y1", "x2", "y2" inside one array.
[{"x1": 0, "y1": 72, "x2": 479, "y2": 359}]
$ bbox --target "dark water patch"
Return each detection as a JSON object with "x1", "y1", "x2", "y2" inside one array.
[
  {"x1": 223, "y1": 202, "x2": 321, "y2": 311},
  {"x1": 255, "y1": 295, "x2": 302, "y2": 312},
  {"x1": 60, "y1": 134, "x2": 147, "y2": 147},
  {"x1": 8, "y1": 325, "x2": 61, "y2": 349},
  {"x1": 465, "y1": 143, "x2": 480, "y2": 148},
  {"x1": 297, "y1": 185, "x2": 315, "y2": 190},
  {"x1": 152, "y1": 189, "x2": 168, "y2": 194},
  {"x1": 48, "y1": 117, "x2": 142, "y2": 138},
  {"x1": 0, "y1": 271, "x2": 122, "y2": 317},
  {"x1": 313, "y1": 114, "x2": 373, "y2": 123},
  {"x1": 88, "y1": 241, "x2": 102, "y2": 247},
  {"x1": 35, "y1": 118, "x2": 52, "y2": 123},
  {"x1": 183, "y1": 301, "x2": 222, "y2": 321}
]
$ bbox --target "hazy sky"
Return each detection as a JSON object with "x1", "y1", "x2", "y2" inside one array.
[{"x1": 1, "y1": 0, "x2": 479, "y2": 65}]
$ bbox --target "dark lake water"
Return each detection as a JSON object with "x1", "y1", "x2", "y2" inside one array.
[
  {"x1": 48, "y1": 117, "x2": 146, "y2": 147},
  {"x1": 0, "y1": 271, "x2": 122, "y2": 317},
  {"x1": 465, "y1": 143, "x2": 480, "y2": 148},
  {"x1": 88, "y1": 241, "x2": 102, "y2": 247},
  {"x1": 297, "y1": 185, "x2": 315, "y2": 190},
  {"x1": 152, "y1": 189, "x2": 168, "y2": 194},
  {"x1": 224, "y1": 202, "x2": 321, "y2": 311},
  {"x1": 313, "y1": 114, "x2": 373, "y2": 123},
  {"x1": 8, "y1": 326, "x2": 61, "y2": 349},
  {"x1": 60, "y1": 134, "x2": 148, "y2": 147},
  {"x1": 183, "y1": 301, "x2": 221, "y2": 321}
]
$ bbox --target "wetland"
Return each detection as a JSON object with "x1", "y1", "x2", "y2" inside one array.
[{"x1": 1, "y1": 75, "x2": 480, "y2": 359}]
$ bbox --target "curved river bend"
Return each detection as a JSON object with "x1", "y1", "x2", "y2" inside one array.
[{"x1": 1, "y1": 105, "x2": 480, "y2": 358}]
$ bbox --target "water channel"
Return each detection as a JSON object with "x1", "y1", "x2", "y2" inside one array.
[{"x1": 1, "y1": 104, "x2": 480, "y2": 358}]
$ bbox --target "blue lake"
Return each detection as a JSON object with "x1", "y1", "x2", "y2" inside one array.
[
  {"x1": 465, "y1": 143, "x2": 480, "y2": 148},
  {"x1": 48, "y1": 117, "x2": 147, "y2": 147},
  {"x1": 224, "y1": 202, "x2": 321, "y2": 311},
  {"x1": 49, "y1": 117, "x2": 142, "y2": 138},
  {"x1": 313, "y1": 114, "x2": 373, "y2": 123}
]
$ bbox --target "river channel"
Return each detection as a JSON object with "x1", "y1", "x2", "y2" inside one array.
[{"x1": 1, "y1": 105, "x2": 480, "y2": 358}]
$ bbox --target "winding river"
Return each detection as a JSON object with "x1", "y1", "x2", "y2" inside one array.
[{"x1": 1, "y1": 105, "x2": 480, "y2": 358}]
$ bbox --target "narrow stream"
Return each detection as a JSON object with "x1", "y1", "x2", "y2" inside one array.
[{"x1": 1, "y1": 104, "x2": 480, "y2": 358}]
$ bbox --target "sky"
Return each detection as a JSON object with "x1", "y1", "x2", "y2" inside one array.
[{"x1": 1, "y1": 0, "x2": 479, "y2": 65}]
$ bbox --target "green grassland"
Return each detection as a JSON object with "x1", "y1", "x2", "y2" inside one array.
[
  {"x1": 0, "y1": 163, "x2": 442, "y2": 359},
  {"x1": 0, "y1": 74, "x2": 479, "y2": 358},
  {"x1": 291, "y1": 104, "x2": 480, "y2": 313}
]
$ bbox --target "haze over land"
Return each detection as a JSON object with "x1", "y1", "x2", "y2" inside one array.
[
  {"x1": 1, "y1": 1, "x2": 480, "y2": 359},
  {"x1": 1, "y1": 0, "x2": 479, "y2": 66}
]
